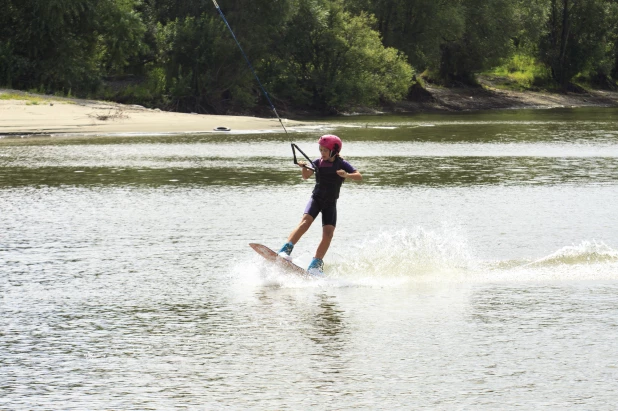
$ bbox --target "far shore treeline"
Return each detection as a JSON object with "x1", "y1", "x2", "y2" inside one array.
[{"x1": 2, "y1": 0, "x2": 618, "y2": 114}]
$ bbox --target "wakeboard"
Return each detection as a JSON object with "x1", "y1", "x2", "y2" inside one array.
[{"x1": 249, "y1": 243, "x2": 309, "y2": 277}]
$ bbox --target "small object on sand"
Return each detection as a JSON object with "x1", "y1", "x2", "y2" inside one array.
[{"x1": 214, "y1": 126, "x2": 231, "y2": 131}]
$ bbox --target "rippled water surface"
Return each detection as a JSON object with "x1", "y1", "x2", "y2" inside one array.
[{"x1": 2, "y1": 108, "x2": 618, "y2": 409}]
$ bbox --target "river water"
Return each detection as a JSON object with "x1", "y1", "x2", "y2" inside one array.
[{"x1": 2, "y1": 108, "x2": 618, "y2": 409}]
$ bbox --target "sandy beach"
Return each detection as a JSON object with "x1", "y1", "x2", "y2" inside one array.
[
  {"x1": 3, "y1": 83, "x2": 618, "y2": 137},
  {"x1": 0, "y1": 90, "x2": 314, "y2": 137}
]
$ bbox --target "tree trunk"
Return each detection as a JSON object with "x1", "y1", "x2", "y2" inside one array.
[
  {"x1": 612, "y1": 52, "x2": 618, "y2": 81},
  {"x1": 557, "y1": 0, "x2": 573, "y2": 88}
]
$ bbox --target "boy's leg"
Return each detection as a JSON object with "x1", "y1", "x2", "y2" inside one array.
[
  {"x1": 307, "y1": 202, "x2": 335, "y2": 275},
  {"x1": 314, "y1": 202, "x2": 337, "y2": 259},
  {"x1": 314, "y1": 224, "x2": 335, "y2": 259},
  {"x1": 288, "y1": 213, "x2": 314, "y2": 244},
  {"x1": 280, "y1": 199, "x2": 320, "y2": 256}
]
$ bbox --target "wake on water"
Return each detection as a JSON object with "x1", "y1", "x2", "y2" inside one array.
[
  {"x1": 526, "y1": 240, "x2": 618, "y2": 267},
  {"x1": 233, "y1": 228, "x2": 618, "y2": 288}
]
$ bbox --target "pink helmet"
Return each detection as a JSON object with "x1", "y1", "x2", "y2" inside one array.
[{"x1": 318, "y1": 134, "x2": 342, "y2": 156}]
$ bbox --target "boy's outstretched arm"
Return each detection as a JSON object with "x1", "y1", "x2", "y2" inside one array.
[{"x1": 337, "y1": 170, "x2": 362, "y2": 181}]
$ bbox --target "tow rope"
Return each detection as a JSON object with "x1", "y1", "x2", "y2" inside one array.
[{"x1": 211, "y1": 0, "x2": 316, "y2": 173}]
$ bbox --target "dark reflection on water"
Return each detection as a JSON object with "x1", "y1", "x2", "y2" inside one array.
[
  {"x1": 312, "y1": 294, "x2": 347, "y2": 340},
  {"x1": 249, "y1": 289, "x2": 350, "y2": 391},
  {"x1": 363, "y1": 156, "x2": 618, "y2": 186},
  {"x1": 2, "y1": 154, "x2": 618, "y2": 188},
  {"x1": 0, "y1": 166, "x2": 296, "y2": 187}
]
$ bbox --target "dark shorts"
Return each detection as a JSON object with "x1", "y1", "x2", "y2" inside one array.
[{"x1": 304, "y1": 198, "x2": 337, "y2": 227}]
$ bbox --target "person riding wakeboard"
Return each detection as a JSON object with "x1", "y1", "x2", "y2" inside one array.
[{"x1": 278, "y1": 135, "x2": 362, "y2": 276}]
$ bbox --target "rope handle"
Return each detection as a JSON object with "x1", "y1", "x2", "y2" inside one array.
[{"x1": 291, "y1": 144, "x2": 318, "y2": 174}]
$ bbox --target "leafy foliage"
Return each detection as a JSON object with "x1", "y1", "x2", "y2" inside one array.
[
  {"x1": 0, "y1": 0, "x2": 146, "y2": 92},
  {"x1": 539, "y1": 0, "x2": 612, "y2": 88},
  {"x1": 274, "y1": 0, "x2": 413, "y2": 110},
  {"x1": 487, "y1": 53, "x2": 552, "y2": 89},
  {"x1": 344, "y1": 0, "x2": 464, "y2": 77},
  {"x1": 2, "y1": 0, "x2": 618, "y2": 110},
  {"x1": 436, "y1": 0, "x2": 520, "y2": 84}
]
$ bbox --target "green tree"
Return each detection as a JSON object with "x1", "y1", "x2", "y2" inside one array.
[
  {"x1": 591, "y1": 0, "x2": 618, "y2": 87},
  {"x1": 152, "y1": 0, "x2": 295, "y2": 113},
  {"x1": 610, "y1": 0, "x2": 618, "y2": 82},
  {"x1": 539, "y1": 0, "x2": 611, "y2": 88},
  {"x1": 99, "y1": 0, "x2": 148, "y2": 76},
  {"x1": 436, "y1": 0, "x2": 519, "y2": 84},
  {"x1": 0, "y1": 0, "x2": 146, "y2": 92},
  {"x1": 155, "y1": 14, "x2": 254, "y2": 112},
  {"x1": 344, "y1": 0, "x2": 463, "y2": 75},
  {"x1": 345, "y1": 0, "x2": 523, "y2": 84},
  {"x1": 274, "y1": 0, "x2": 413, "y2": 111},
  {"x1": 512, "y1": 0, "x2": 551, "y2": 52}
]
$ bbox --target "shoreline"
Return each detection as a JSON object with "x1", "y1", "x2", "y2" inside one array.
[
  {"x1": 2, "y1": 83, "x2": 618, "y2": 138},
  {"x1": 0, "y1": 89, "x2": 321, "y2": 138},
  {"x1": 408, "y1": 78, "x2": 618, "y2": 113}
]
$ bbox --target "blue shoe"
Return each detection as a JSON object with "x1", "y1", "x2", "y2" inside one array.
[
  {"x1": 278, "y1": 242, "x2": 294, "y2": 259},
  {"x1": 307, "y1": 257, "x2": 324, "y2": 276}
]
